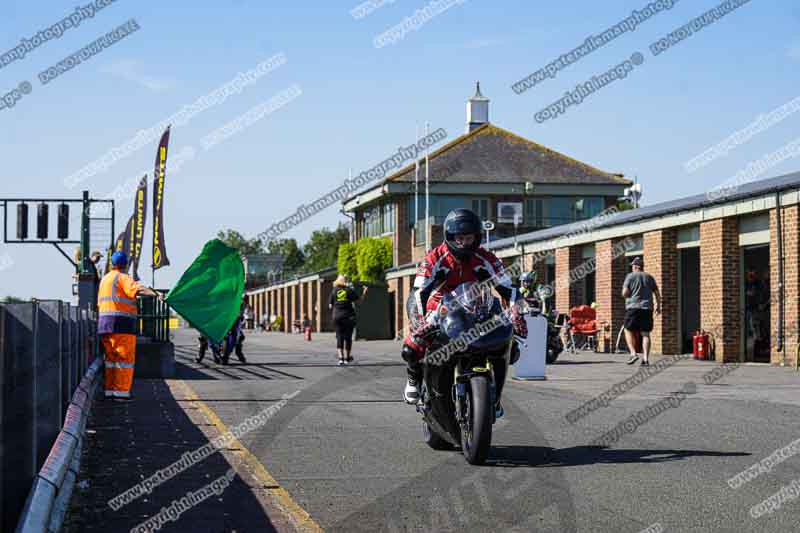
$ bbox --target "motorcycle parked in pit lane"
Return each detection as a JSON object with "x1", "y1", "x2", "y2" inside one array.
[
  {"x1": 522, "y1": 284, "x2": 563, "y2": 364},
  {"x1": 408, "y1": 283, "x2": 520, "y2": 465}
]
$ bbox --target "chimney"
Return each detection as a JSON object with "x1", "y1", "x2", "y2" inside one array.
[{"x1": 466, "y1": 81, "x2": 489, "y2": 133}]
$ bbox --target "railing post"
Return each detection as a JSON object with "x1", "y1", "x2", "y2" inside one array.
[{"x1": 31, "y1": 301, "x2": 39, "y2": 478}]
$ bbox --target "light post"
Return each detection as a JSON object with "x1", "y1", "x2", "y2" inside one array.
[{"x1": 482, "y1": 220, "x2": 495, "y2": 246}]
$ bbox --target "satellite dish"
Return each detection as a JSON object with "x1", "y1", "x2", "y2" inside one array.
[
  {"x1": 482, "y1": 220, "x2": 495, "y2": 231},
  {"x1": 624, "y1": 184, "x2": 643, "y2": 205}
]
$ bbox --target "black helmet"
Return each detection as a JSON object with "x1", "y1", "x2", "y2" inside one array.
[{"x1": 444, "y1": 208, "x2": 482, "y2": 261}]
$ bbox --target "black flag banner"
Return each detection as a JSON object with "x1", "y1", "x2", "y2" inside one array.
[
  {"x1": 131, "y1": 175, "x2": 148, "y2": 280},
  {"x1": 114, "y1": 215, "x2": 134, "y2": 273},
  {"x1": 152, "y1": 126, "x2": 171, "y2": 270}
]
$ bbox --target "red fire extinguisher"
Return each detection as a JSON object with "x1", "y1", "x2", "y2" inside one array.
[
  {"x1": 693, "y1": 330, "x2": 709, "y2": 360},
  {"x1": 304, "y1": 325, "x2": 312, "y2": 341}
]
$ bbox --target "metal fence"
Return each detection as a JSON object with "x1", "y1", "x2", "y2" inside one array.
[
  {"x1": 136, "y1": 292, "x2": 171, "y2": 342},
  {"x1": 0, "y1": 300, "x2": 97, "y2": 532}
]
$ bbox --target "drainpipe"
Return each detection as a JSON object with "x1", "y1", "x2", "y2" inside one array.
[
  {"x1": 340, "y1": 207, "x2": 356, "y2": 243},
  {"x1": 776, "y1": 192, "x2": 785, "y2": 363}
]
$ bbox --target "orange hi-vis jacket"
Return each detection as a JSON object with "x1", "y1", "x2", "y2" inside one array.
[{"x1": 97, "y1": 270, "x2": 141, "y2": 335}]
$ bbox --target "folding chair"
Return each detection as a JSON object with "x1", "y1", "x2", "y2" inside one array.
[{"x1": 568, "y1": 305, "x2": 598, "y2": 352}]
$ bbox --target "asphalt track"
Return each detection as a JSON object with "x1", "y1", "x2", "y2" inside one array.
[{"x1": 173, "y1": 328, "x2": 800, "y2": 532}]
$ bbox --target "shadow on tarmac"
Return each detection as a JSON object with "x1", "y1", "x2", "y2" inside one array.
[
  {"x1": 64, "y1": 380, "x2": 278, "y2": 532},
  {"x1": 550, "y1": 360, "x2": 622, "y2": 365},
  {"x1": 488, "y1": 445, "x2": 751, "y2": 468}
]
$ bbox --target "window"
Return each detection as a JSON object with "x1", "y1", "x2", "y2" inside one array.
[
  {"x1": 363, "y1": 205, "x2": 383, "y2": 237},
  {"x1": 471, "y1": 198, "x2": 489, "y2": 221},
  {"x1": 383, "y1": 202, "x2": 395, "y2": 233},
  {"x1": 545, "y1": 197, "x2": 574, "y2": 226},
  {"x1": 739, "y1": 213, "x2": 769, "y2": 246},
  {"x1": 407, "y1": 195, "x2": 477, "y2": 226},
  {"x1": 536, "y1": 196, "x2": 605, "y2": 227},
  {"x1": 677, "y1": 225, "x2": 700, "y2": 248},
  {"x1": 524, "y1": 199, "x2": 535, "y2": 225},
  {"x1": 579, "y1": 197, "x2": 604, "y2": 219},
  {"x1": 525, "y1": 198, "x2": 545, "y2": 227},
  {"x1": 625, "y1": 236, "x2": 644, "y2": 256}
]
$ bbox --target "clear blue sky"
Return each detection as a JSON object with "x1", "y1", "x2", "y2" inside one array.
[{"x1": 1, "y1": 0, "x2": 798, "y2": 300}]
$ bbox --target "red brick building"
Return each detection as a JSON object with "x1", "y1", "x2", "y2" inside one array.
[{"x1": 386, "y1": 172, "x2": 800, "y2": 365}]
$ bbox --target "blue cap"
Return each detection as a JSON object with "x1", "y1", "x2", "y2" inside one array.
[{"x1": 111, "y1": 251, "x2": 129, "y2": 267}]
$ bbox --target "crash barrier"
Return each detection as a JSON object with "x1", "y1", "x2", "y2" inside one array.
[
  {"x1": 137, "y1": 290, "x2": 171, "y2": 342},
  {"x1": 0, "y1": 301, "x2": 97, "y2": 532},
  {"x1": 14, "y1": 357, "x2": 102, "y2": 533}
]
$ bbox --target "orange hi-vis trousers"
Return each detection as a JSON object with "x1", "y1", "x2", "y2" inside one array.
[{"x1": 101, "y1": 333, "x2": 136, "y2": 398}]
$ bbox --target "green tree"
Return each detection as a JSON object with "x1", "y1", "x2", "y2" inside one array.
[
  {"x1": 2, "y1": 295, "x2": 26, "y2": 303},
  {"x1": 303, "y1": 224, "x2": 350, "y2": 273},
  {"x1": 616, "y1": 200, "x2": 635, "y2": 212},
  {"x1": 267, "y1": 238, "x2": 306, "y2": 275},
  {"x1": 337, "y1": 242, "x2": 358, "y2": 280},
  {"x1": 337, "y1": 237, "x2": 392, "y2": 284},
  {"x1": 356, "y1": 237, "x2": 392, "y2": 283},
  {"x1": 216, "y1": 229, "x2": 264, "y2": 256}
]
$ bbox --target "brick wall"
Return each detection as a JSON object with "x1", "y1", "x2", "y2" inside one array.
[
  {"x1": 770, "y1": 205, "x2": 800, "y2": 365},
  {"x1": 268, "y1": 290, "x2": 275, "y2": 320},
  {"x1": 309, "y1": 282, "x2": 318, "y2": 331},
  {"x1": 644, "y1": 229, "x2": 680, "y2": 354},
  {"x1": 412, "y1": 243, "x2": 426, "y2": 263},
  {"x1": 519, "y1": 250, "x2": 548, "y2": 285},
  {"x1": 288, "y1": 285, "x2": 296, "y2": 332},
  {"x1": 431, "y1": 224, "x2": 443, "y2": 250},
  {"x1": 555, "y1": 246, "x2": 583, "y2": 312},
  {"x1": 299, "y1": 282, "x2": 306, "y2": 326},
  {"x1": 388, "y1": 278, "x2": 400, "y2": 340},
  {"x1": 595, "y1": 239, "x2": 629, "y2": 352},
  {"x1": 396, "y1": 199, "x2": 412, "y2": 266},
  {"x1": 296, "y1": 285, "x2": 301, "y2": 324},
  {"x1": 401, "y1": 274, "x2": 413, "y2": 339},
  {"x1": 319, "y1": 280, "x2": 333, "y2": 332},
  {"x1": 700, "y1": 218, "x2": 740, "y2": 362},
  {"x1": 280, "y1": 287, "x2": 291, "y2": 333}
]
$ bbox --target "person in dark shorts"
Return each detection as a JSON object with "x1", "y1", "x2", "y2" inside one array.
[
  {"x1": 622, "y1": 257, "x2": 661, "y2": 366},
  {"x1": 329, "y1": 275, "x2": 367, "y2": 365}
]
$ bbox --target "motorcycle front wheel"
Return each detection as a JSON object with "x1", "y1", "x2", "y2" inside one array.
[
  {"x1": 460, "y1": 375, "x2": 492, "y2": 465},
  {"x1": 546, "y1": 337, "x2": 563, "y2": 364}
]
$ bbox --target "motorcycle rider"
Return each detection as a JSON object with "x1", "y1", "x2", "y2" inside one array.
[
  {"x1": 196, "y1": 334, "x2": 222, "y2": 364},
  {"x1": 402, "y1": 209, "x2": 527, "y2": 416},
  {"x1": 519, "y1": 272, "x2": 540, "y2": 311},
  {"x1": 196, "y1": 298, "x2": 248, "y2": 364}
]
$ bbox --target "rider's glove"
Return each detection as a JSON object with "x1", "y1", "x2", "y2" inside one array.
[{"x1": 404, "y1": 312, "x2": 440, "y2": 358}]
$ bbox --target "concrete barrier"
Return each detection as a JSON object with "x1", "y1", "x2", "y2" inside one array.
[
  {"x1": 134, "y1": 337, "x2": 175, "y2": 378},
  {"x1": 14, "y1": 357, "x2": 102, "y2": 533}
]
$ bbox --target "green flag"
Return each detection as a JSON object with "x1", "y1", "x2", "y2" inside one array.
[{"x1": 166, "y1": 239, "x2": 244, "y2": 343}]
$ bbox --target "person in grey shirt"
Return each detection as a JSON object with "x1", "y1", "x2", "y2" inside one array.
[{"x1": 622, "y1": 257, "x2": 661, "y2": 366}]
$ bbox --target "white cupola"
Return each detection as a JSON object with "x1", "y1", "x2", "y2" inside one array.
[{"x1": 466, "y1": 81, "x2": 489, "y2": 133}]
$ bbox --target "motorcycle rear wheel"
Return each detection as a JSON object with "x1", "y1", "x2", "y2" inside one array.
[{"x1": 460, "y1": 375, "x2": 492, "y2": 465}]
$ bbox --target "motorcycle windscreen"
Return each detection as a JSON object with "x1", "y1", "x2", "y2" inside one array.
[
  {"x1": 442, "y1": 309, "x2": 513, "y2": 354},
  {"x1": 470, "y1": 319, "x2": 513, "y2": 352}
]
